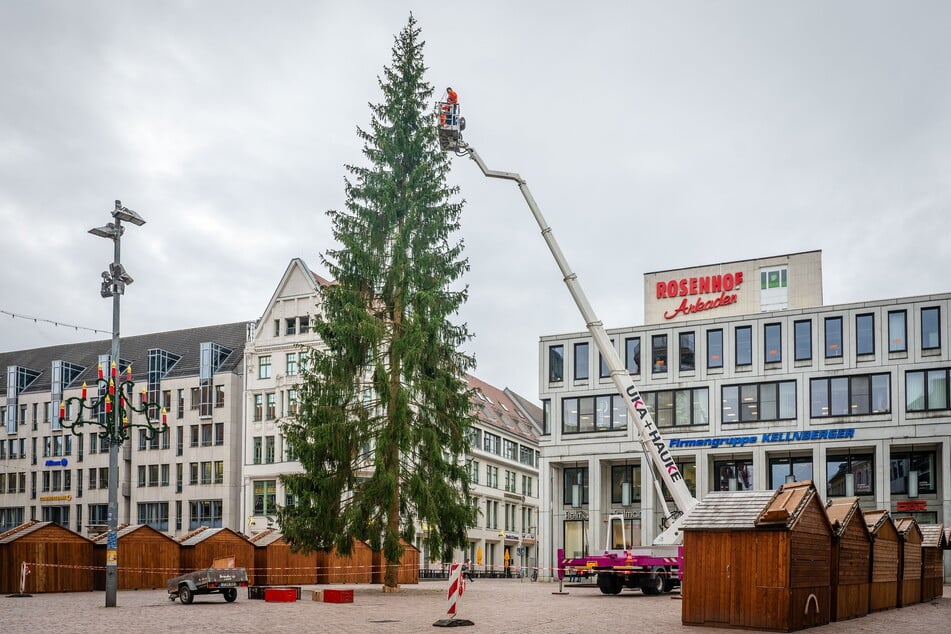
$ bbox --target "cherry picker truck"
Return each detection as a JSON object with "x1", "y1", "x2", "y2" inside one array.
[{"x1": 437, "y1": 101, "x2": 698, "y2": 595}]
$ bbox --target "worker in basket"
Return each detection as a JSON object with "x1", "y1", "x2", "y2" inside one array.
[{"x1": 441, "y1": 86, "x2": 458, "y2": 126}]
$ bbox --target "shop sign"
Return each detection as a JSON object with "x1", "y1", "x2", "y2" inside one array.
[
  {"x1": 565, "y1": 511, "x2": 588, "y2": 521},
  {"x1": 897, "y1": 501, "x2": 927, "y2": 512},
  {"x1": 669, "y1": 428, "x2": 855, "y2": 449},
  {"x1": 45, "y1": 458, "x2": 68, "y2": 467},
  {"x1": 607, "y1": 509, "x2": 642, "y2": 520},
  {"x1": 39, "y1": 495, "x2": 72, "y2": 502},
  {"x1": 658, "y1": 272, "x2": 744, "y2": 320}
]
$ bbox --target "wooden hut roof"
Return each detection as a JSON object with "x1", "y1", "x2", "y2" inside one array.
[
  {"x1": 248, "y1": 528, "x2": 284, "y2": 547},
  {"x1": 89, "y1": 524, "x2": 177, "y2": 544},
  {"x1": 0, "y1": 521, "x2": 91, "y2": 544},
  {"x1": 755, "y1": 480, "x2": 826, "y2": 528},
  {"x1": 682, "y1": 490, "x2": 776, "y2": 530},
  {"x1": 863, "y1": 509, "x2": 894, "y2": 535},
  {"x1": 179, "y1": 526, "x2": 230, "y2": 546},
  {"x1": 823, "y1": 496, "x2": 870, "y2": 537},
  {"x1": 894, "y1": 516, "x2": 923, "y2": 541},
  {"x1": 918, "y1": 524, "x2": 947, "y2": 548}
]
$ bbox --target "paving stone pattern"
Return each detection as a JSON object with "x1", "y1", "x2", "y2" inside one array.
[{"x1": 3, "y1": 579, "x2": 949, "y2": 633}]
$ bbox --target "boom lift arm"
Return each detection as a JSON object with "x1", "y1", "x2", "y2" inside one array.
[{"x1": 445, "y1": 128, "x2": 697, "y2": 545}]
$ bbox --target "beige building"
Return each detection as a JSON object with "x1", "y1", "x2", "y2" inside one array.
[{"x1": 0, "y1": 323, "x2": 247, "y2": 537}]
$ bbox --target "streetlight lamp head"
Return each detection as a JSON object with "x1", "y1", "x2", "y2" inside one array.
[
  {"x1": 113, "y1": 200, "x2": 146, "y2": 226},
  {"x1": 89, "y1": 223, "x2": 120, "y2": 239}
]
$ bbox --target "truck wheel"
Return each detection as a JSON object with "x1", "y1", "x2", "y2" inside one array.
[
  {"x1": 223, "y1": 588, "x2": 237, "y2": 602},
  {"x1": 640, "y1": 568, "x2": 665, "y2": 596},
  {"x1": 597, "y1": 574, "x2": 623, "y2": 595},
  {"x1": 179, "y1": 585, "x2": 194, "y2": 604}
]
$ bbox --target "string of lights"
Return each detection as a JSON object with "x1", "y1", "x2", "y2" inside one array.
[{"x1": 0, "y1": 308, "x2": 111, "y2": 335}]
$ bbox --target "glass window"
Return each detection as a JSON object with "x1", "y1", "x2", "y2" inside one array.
[
  {"x1": 825, "y1": 317, "x2": 843, "y2": 358},
  {"x1": 563, "y1": 394, "x2": 631, "y2": 433},
  {"x1": 888, "y1": 310, "x2": 907, "y2": 353},
  {"x1": 286, "y1": 353, "x2": 298, "y2": 376},
  {"x1": 764, "y1": 323, "x2": 782, "y2": 363},
  {"x1": 768, "y1": 455, "x2": 813, "y2": 489},
  {"x1": 679, "y1": 332, "x2": 695, "y2": 372},
  {"x1": 574, "y1": 342, "x2": 589, "y2": 381},
  {"x1": 735, "y1": 326, "x2": 752, "y2": 367},
  {"x1": 253, "y1": 480, "x2": 277, "y2": 515},
  {"x1": 610, "y1": 464, "x2": 641, "y2": 504},
  {"x1": 906, "y1": 369, "x2": 949, "y2": 412},
  {"x1": 794, "y1": 320, "x2": 812, "y2": 361},
  {"x1": 722, "y1": 381, "x2": 796, "y2": 423},
  {"x1": 921, "y1": 307, "x2": 940, "y2": 350},
  {"x1": 889, "y1": 450, "x2": 936, "y2": 495},
  {"x1": 810, "y1": 373, "x2": 890, "y2": 417},
  {"x1": 652, "y1": 335, "x2": 668, "y2": 374},
  {"x1": 826, "y1": 453, "x2": 874, "y2": 497},
  {"x1": 706, "y1": 329, "x2": 723, "y2": 369},
  {"x1": 625, "y1": 337, "x2": 641, "y2": 374},
  {"x1": 258, "y1": 355, "x2": 272, "y2": 379},
  {"x1": 598, "y1": 339, "x2": 614, "y2": 379},
  {"x1": 856, "y1": 313, "x2": 875, "y2": 355},
  {"x1": 563, "y1": 467, "x2": 589, "y2": 506},
  {"x1": 713, "y1": 458, "x2": 754, "y2": 491},
  {"x1": 548, "y1": 345, "x2": 564, "y2": 383},
  {"x1": 542, "y1": 399, "x2": 550, "y2": 435}
]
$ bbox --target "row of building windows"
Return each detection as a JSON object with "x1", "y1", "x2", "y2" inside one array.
[
  {"x1": 467, "y1": 498, "x2": 535, "y2": 533},
  {"x1": 545, "y1": 369, "x2": 950, "y2": 434},
  {"x1": 251, "y1": 390, "x2": 298, "y2": 422},
  {"x1": 256, "y1": 351, "x2": 310, "y2": 380},
  {"x1": 563, "y1": 449, "x2": 936, "y2": 507},
  {"x1": 548, "y1": 306, "x2": 943, "y2": 383},
  {"x1": 465, "y1": 459, "x2": 535, "y2": 497},
  {"x1": 467, "y1": 427, "x2": 539, "y2": 468},
  {"x1": 273, "y1": 316, "x2": 311, "y2": 337}
]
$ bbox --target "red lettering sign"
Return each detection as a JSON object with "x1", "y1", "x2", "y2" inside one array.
[
  {"x1": 655, "y1": 271, "x2": 744, "y2": 299},
  {"x1": 896, "y1": 500, "x2": 926, "y2": 512}
]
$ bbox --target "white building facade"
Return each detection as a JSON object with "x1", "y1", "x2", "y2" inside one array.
[
  {"x1": 538, "y1": 250, "x2": 951, "y2": 578},
  {"x1": 0, "y1": 323, "x2": 247, "y2": 538}
]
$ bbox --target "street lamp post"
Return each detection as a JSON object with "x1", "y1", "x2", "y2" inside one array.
[{"x1": 60, "y1": 200, "x2": 166, "y2": 607}]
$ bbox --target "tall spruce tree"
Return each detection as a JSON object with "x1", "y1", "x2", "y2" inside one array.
[{"x1": 278, "y1": 14, "x2": 476, "y2": 592}]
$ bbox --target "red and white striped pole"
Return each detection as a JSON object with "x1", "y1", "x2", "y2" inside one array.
[{"x1": 433, "y1": 562, "x2": 474, "y2": 627}]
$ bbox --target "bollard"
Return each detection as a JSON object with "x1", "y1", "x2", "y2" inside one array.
[{"x1": 433, "y1": 563, "x2": 474, "y2": 627}]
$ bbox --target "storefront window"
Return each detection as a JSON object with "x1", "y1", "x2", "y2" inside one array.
[
  {"x1": 713, "y1": 459, "x2": 754, "y2": 491},
  {"x1": 563, "y1": 467, "x2": 588, "y2": 506},
  {"x1": 610, "y1": 464, "x2": 641, "y2": 505},
  {"x1": 563, "y1": 519, "x2": 587, "y2": 559},
  {"x1": 889, "y1": 450, "x2": 936, "y2": 495},
  {"x1": 768, "y1": 455, "x2": 813, "y2": 489},
  {"x1": 826, "y1": 453, "x2": 874, "y2": 497}
]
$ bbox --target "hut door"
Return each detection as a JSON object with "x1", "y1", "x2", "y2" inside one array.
[{"x1": 702, "y1": 533, "x2": 733, "y2": 624}]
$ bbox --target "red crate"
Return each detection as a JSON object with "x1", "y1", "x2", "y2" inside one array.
[
  {"x1": 264, "y1": 588, "x2": 298, "y2": 603},
  {"x1": 322, "y1": 589, "x2": 354, "y2": 604}
]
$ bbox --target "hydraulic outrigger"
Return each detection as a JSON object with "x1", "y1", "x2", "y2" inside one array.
[{"x1": 437, "y1": 101, "x2": 698, "y2": 594}]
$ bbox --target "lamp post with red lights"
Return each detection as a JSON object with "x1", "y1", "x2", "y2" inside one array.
[{"x1": 59, "y1": 200, "x2": 166, "y2": 607}]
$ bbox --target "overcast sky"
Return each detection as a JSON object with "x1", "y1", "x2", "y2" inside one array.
[{"x1": 1, "y1": 1, "x2": 949, "y2": 400}]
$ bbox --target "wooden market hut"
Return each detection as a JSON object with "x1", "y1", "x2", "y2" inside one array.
[
  {"x1": 91, "y1": 524, "x2": 180, "y2": 590},
  {"x1": 682, "y1": 481, "x2": 834, "y2": 631},
  {"x1": 315, "y1": 537, "x2": 372, "y2": 584},
  {"x1": 894, "y1": 516, "x2": 923, "y2": 608},
  {"x1": 178, "y1": 526, "x2": 256, "y2": 585},
  {"x1": 0, "y1": 521, "x2": 93, "y2": 593},
  {"x1": 249, "y1": 528, "x2": 318, "y2": 585},
  {"x1": 824, "y1": 497, "x2": 871, "y2": 621},
  {"x1": 864, "y1": 509, "x2": 900, "y2": 612},
  {"x1": 918, "y1": 524, "x2": 947, "y2": 602},
  {"x1": 370, "y1": 539, "x2": 420, "y2": 585}
]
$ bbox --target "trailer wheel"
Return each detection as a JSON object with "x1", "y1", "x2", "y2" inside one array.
[
  {"x1": 640, "y1": 568, "x2": 665, "y2": 596},
  {"x1": 179, "y1": 585, "x2": 194, "y2": 604},
  {"x1": 223, "y1": 588, "x2": 237, "y2": 602},
  {"x1": 598, "y1": 574, "x2": 623, "y2": 595}
]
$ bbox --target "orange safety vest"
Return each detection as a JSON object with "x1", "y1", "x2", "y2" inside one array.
[{"x1": 446, "y1": 89, "x2": 458, "y2": 104}]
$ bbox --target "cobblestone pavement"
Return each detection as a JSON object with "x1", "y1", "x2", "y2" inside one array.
[{"x1": 3, "y1": 580, "x2": 949, "y2": 633}]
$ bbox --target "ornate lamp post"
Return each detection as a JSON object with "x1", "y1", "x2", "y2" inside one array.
[{"x1": 59, "y1": 200, "x2": 167, "y2": 607}]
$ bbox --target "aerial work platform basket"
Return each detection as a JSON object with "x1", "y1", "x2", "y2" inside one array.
[{"x1": 435, "y1": 101, "x2": 465, "y2": 151}]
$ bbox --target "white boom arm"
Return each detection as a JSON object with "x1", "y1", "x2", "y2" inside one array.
[{"x1": 457, "y1": 142, "x2": 698, "y2": 545}]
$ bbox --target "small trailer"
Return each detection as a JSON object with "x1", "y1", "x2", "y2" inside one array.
[{"x1": 167, "y1": 556, "x2": 249, "y2": 604}]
